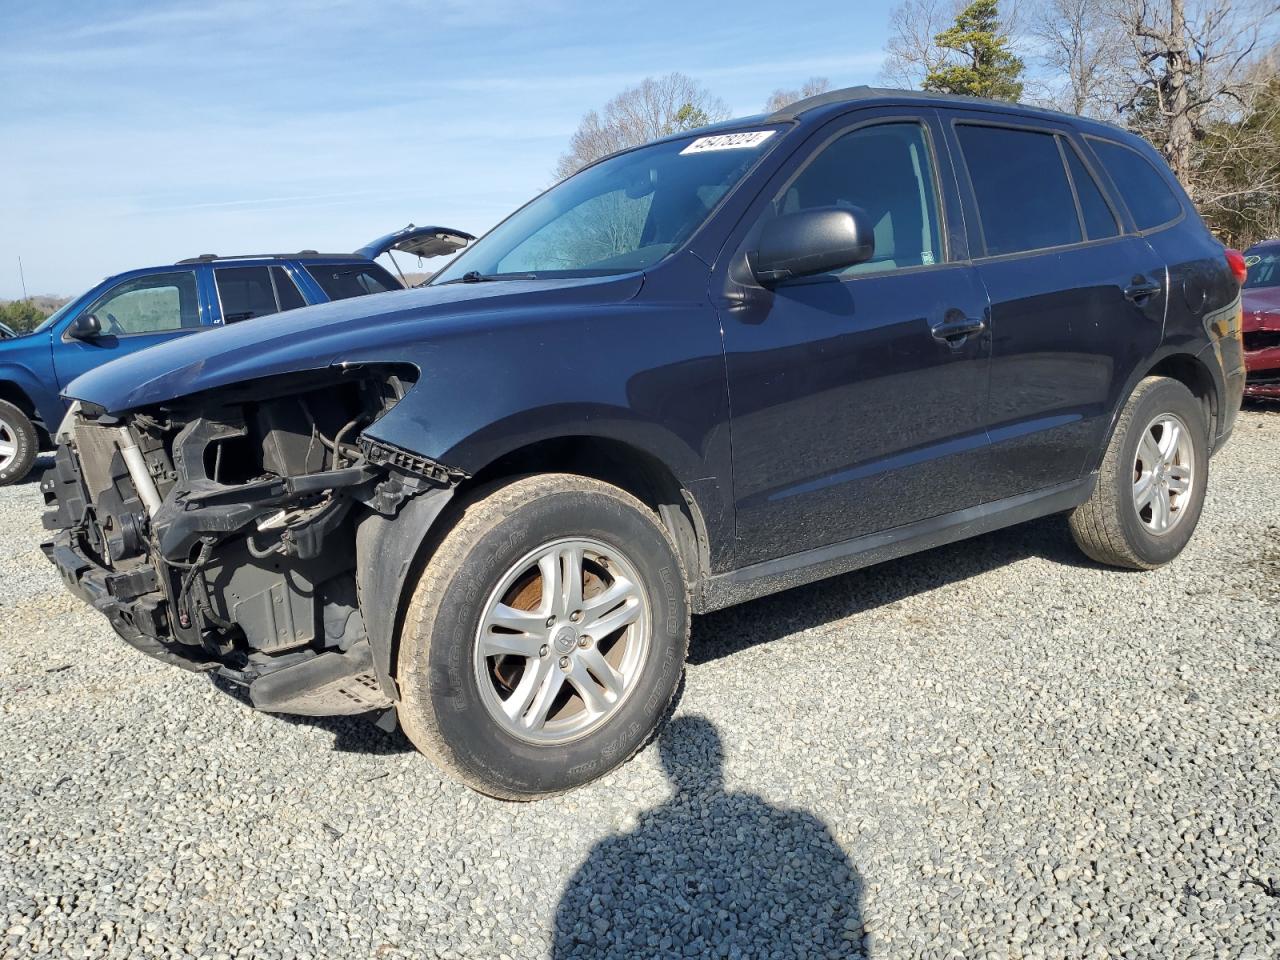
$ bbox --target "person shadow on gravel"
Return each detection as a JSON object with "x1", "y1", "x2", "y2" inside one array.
[{"x1": 553, "y1": 715, "x2": 865, "y2": 959}]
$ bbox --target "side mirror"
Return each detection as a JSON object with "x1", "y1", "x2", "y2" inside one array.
[
  {"x1": 749, "y1": 206, "x2": 875, "y2": 287},
  {"x1": 69, "y1": 314, "x2": 102, "y2": 340}
]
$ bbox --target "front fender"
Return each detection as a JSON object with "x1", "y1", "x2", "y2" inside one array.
[{"x1": 0, "y1": 358, "x2": 63, "y2": 433}]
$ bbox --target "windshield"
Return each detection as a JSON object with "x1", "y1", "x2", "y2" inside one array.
[
  {"x1": 433, "y1": 130, "x2": 781, "y2": 284},
  {"x1": 1244, "y1": 247, "x2": 1279, "y2": 289}
]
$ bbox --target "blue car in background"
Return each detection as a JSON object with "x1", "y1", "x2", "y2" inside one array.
[{"x1": 0, "y1": 225, "x2": 472, "y2": 484}]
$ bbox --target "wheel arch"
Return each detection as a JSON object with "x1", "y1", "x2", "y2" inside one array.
[
  {"x1": 1144, "y1": 353, "x2": 1218, "y2": 443},
  {"x1": 1088, "y1": 350, "x2": 1220, "y2": 476},
  {"x1": 0, "y1": 380, "x2": 48, "y2": 447},
  {"x1": 358, "y1": 434, "x2": 714, "y2": 702}
]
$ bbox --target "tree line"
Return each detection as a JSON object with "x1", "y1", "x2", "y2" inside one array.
[{"x1": 556, "y1": 0, "x2": 1279, "y2": 248}]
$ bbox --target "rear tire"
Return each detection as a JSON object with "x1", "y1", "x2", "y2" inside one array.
[
  {"x1": 0, "y1": 400, "x2": 38, "y2": 486},
  {"x1": 1068, "y1": 376, "x2": 1208, "y2": 569},
  {"x1": 396, "y1": 474, "x2": 690, "y2": 800}
]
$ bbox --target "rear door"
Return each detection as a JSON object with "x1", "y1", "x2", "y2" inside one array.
[
  {"x1": 942, "y1": 110, "x2": 1166, "y2": 498},
  {"x1": 53, "y1": 268, "x2": 210, "y2": 390},
  {"x1": 716, "y1": 108, "x2": 994, "y2": 564}
]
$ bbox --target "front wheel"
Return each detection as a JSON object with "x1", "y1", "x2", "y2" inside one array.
[
  {"x1": 0, "y1": 400, "x2": 38, "y2": 486},
  {"x1": 396, "y1": 474, "x2": 690, "y2": 800},
  {"x1": 1068, "y1": 376, "x2": 1209, "y2": 569}
]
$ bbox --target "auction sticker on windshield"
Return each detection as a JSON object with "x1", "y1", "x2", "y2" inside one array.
[{"x1": 680, "y1": 131, "x2": 776, "y2": 154}]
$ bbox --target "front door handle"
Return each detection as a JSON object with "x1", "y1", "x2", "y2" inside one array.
[
  {"x1": 930, "y1": 316, "x2": 986, "y2": 343},
  {"x1": 1124, "y1": 277, "x2": 1161, "y2": 302}
]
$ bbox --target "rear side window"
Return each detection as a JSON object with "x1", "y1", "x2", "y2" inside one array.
[
  {"x1": 1062, "y1": 143, "x2": 1119, "y2": 241},
  {"x1": 306, "y1": 263, "x2": 400, "y2": 301},
  {"x1": 1089, "y1": 138, "x2": 1183, "y2": 231},
  {"x1": 957, "y1": 124, "x2": 1082, "y2": 255},
  {"x1": 216, "y1": 266, "x2": 309, "y2": 323},
  {"x1": 216, "y1": 267, "x2": 277, "y2": 323}
]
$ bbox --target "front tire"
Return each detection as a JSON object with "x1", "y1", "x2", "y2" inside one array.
[
  {"x1": 1068, "y1": 376, "x2": 1209, "y2": 569},
  {"x1": 396, "y1": 474, "x2": 690, "y2": 800},
  {"x1": 0, "y1": 400, "x2": 38, "y2": 486}
]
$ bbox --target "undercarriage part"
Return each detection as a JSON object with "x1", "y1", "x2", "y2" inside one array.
[{"x1": 247, "y1": 640, "x2": 391, "y2": 716}]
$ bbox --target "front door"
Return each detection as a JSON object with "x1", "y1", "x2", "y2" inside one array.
[
  {"x1": 53, "y1": 269, "x2": 209, "y2": 390},
  {"x1": 717, "y1": 114, "x2": 993, "y2": 565}
]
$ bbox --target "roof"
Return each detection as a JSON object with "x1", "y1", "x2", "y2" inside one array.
[
  {"x1": 766, "y1": 85, "x2": 1126, "y2": 133},
  {"x1": 175, "y1": 251, "x2": 368, "y2": 265}
]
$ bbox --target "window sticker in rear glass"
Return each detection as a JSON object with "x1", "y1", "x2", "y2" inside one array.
[{"x1": 680, "y1": 131, "x2": 776, "y2": 155}]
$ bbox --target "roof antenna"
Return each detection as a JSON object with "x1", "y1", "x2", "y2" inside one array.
[{"x1": 17, "y1": 256, "x2": 28, "y2": 300}]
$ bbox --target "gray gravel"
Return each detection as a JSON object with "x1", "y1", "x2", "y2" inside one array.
[{"x1": 3, "y1": 408, "x2": 1279, "y2": 960}]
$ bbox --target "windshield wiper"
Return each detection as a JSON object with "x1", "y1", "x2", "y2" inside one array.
[{"x1": 439, "y1": 270, "x2": 538, "y2": 285}]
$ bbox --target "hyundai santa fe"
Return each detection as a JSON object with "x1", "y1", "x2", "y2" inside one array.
[{"x1": 42, "y1": 87, "x2": 1246, "y2": 799}]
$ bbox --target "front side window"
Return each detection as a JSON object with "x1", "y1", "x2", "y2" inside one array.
[
  {"x1": 307, "y1": 263, "x2": 400, "y2": 301},
  {"x1": 433, "y1": 130, "x2": 780, "y2": 284},
  {"x1": 1088, "y1": 137, "x2": 1183, "y2": 231},
  {"x1": 958, "y1": 124, "x2": 1082, "y2": 255},
  {"x1": 84, "y1": 271, "x2": 200, "y2": 336},
  {"x1": 1244, "y1": 247, "x2": 1280, "y2": 289},
  {"x1": 764, "y1": 121, "x2": 943, "y2": 276}
]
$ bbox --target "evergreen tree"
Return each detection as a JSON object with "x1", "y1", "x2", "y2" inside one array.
[{"x1": 923, "y1": 0, "x2": 1024, "y2": 101}]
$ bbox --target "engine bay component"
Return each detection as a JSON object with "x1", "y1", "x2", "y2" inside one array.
[{"x1": 41, "y1": 365, "x2": 456, "y2": 714}]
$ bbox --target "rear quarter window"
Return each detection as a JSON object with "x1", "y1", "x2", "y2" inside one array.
[{"x1": 1088, "y1": 137, "x2": 1184, "y2": 231}]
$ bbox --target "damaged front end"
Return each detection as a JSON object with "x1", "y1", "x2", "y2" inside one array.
[{"x1": 41, "y1": 365, "x2": 464, "y2": 718}]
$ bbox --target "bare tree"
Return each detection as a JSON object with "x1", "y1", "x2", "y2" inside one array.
[
  {"x1": 1030, "y1": 0, "x2": 1125, "y2": 115},
  {"x1": 880, "y1": 0, "x2": 959, "y2": 89},
  {"x1": 1112, "y1": 0, "x2": 1278, "y2": 192},
  {"x1": 764, "y1": 77, "x2": 832, "y2": 112},
  {"x1": 555, "y1": 73, "x2": 729, "y2": 180}
]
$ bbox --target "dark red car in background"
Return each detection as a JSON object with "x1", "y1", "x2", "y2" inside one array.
[{"x1": 1243, "y1": 239, "x2": 1280, "y2": 399}]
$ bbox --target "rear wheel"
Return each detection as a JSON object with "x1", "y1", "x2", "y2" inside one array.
[
  {"x1": 0, "y1": 400, "x2": 37, "y2": 486},
  {"x1": 396, "y1": 474, "x2": 689, "y2": 799},
  {"x1": 1068, "y1": 376, "x2": 1208, "y2": 569}
]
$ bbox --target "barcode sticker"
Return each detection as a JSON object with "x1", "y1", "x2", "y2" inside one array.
[{"x1": 680, "y1": 131, "x2": 776, "y2": 155}]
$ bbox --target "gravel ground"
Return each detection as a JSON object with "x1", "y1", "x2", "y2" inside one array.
[{"x1": 2, "y1": 407, "x2": 1278, "y2": 960}]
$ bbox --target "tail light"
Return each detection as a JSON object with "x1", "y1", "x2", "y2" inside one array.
[{"x1": 1225, "y1": 248, "x2": 1247, "y2": 286}]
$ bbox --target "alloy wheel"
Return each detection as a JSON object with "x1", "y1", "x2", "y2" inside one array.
[
  {"x1": 473, "y1": 537, "x2": 651, "y2": 745},
  {"x1": 1132, "y1": 412, "x2": 1195, "y2": 536}
]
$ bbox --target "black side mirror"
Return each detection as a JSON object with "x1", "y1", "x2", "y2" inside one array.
[
  {"x1": 749, "y1": 206, "x2": 876, "y2": 287},
  {"x1": 69, "y1": 314, "x2": 103, "y2": 340}
]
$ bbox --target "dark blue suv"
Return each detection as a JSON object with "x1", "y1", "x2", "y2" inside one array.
[
  {"x1": 0, "y1": 225, "x2": 471, "y2": 484},
  {"x1": 42, "y1": 88, "x2": 1245, "y2": 798}
]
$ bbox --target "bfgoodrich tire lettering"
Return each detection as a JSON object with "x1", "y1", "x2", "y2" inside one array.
[
  {"x1": 396, "y1": 474, "x2": 690, "y2": 800},
  {"x1": 1068, "y1": 376, "x2": 1209, "y2": 569},
  {"x1": 0, "y1": 399, "x2": 38, "y2": 486}
]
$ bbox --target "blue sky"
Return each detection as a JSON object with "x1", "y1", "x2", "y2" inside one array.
[{"x1": 0, "y1": 0, "x2": 897, "y2": 298}]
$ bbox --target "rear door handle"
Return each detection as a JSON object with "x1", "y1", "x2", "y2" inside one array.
[
  {"x1": 930, "y1": 316, "x2": 986, "y2": 343},
  {"x1": 1124, "y1": 277, "x2": 1161, "y2": 302}
]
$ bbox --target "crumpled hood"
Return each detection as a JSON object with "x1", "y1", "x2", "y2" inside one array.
[
  {"x1": 1243, "y1": 287, "x2": 1280, "y2": 331},
  {"x1": 64, "y1": 274, "x2": 643, "y2": 413}
]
